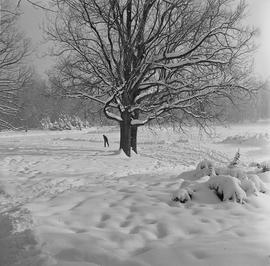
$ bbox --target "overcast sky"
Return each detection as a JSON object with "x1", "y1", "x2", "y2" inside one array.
[{"x1": 18, "y1": 0, "x2": 270, "y2": 80}]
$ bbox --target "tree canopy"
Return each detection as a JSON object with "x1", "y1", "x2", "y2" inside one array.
[
  {"x1": 0, "y1": 0, "x2": 31, "y2": 129},
  {"x1": 48, "y1": 0, "x2": 256, "y2": 156}
]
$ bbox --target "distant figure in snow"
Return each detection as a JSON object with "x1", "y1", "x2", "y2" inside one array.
[{"x1": 103, "y1": 134, "x2": 109, "y2": 147}]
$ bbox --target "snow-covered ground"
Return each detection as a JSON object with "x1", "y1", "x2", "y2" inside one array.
[{"x1": 0, "y1": 122, "x2": 269, "y2": 266}]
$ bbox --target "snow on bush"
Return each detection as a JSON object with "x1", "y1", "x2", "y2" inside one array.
[
  {"x1": 228, "y1": 149, "x2": 240, "y2": 168},
  {"x1": 171, "y1": 176, "x2": 211, "y2": 203},
  {"x1": 215, "y1": 167, "x2": 247, "y2": 180},
  {"x1": 247, "y1": 174, "x2": 267, "y2": 193},
  {"x1": 171, "y1": 187, "x2": 193, "y2": 203},
  {"x1": 249, "y1": 160, "x2": 270, "y2": 173},
  {"x1": 194, "y1": 159, "x2": 215, "y2": 178},
  {"x1": 240, "y1": 179, "x2": 258, "y2": 195},
  {"x1": 196, "y1": 159, "x2": 215, "y2": 171},
  {"x1": 208, "y1": 175, "x2": 247, "y2": 203},
  {"x1": 172, "y1": 159, "x2": 268, "y2": 204},
  {"x1": 40, "y1": 115, "x2": 89, "y2": 131},
  {"x1": 218, "y1": 149, "x2": 247, "y2": 180},
  {"x1": 257, "y1": 161, "x2": 270, "y2": 172}
]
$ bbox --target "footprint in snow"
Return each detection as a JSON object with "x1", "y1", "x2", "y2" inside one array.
[
  {"x1": 200, "y1": 218, "x2": 210, "y2": 223},
  {"x1": 156, "y1": 223, "x2": 169, "y2": 239},
  {"x1": 120, "y1": 220, "x2": 131, "y2": 228},
  {"x1": 192, "y1": 250, "x2": 209, "y2": 259},
  {"x1": 100, "y1": 213, "x2": 110, "y2": 222}
]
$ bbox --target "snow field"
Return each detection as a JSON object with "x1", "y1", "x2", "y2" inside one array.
[{"x1": 0, "y1": 123, "x2": 269, "y2": 266}]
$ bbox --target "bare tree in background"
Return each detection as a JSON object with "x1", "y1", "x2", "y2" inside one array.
[
  {"x1": 0, "y1": 0, "x2": 31, "y2": 129},
  {"x1": 48, "y1": 0, "x2": 256, "y2": 156}
]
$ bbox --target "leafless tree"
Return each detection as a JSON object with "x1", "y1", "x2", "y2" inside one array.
[
  {"x1": 0, "y1": 1, "x2": 31, "y2": 129},
  {"x1": 17, "y1": 0, "x2": 55, "y2": 12},
  {"x1": 48, "y1": 0, "x2": 256, "y2": 156}
]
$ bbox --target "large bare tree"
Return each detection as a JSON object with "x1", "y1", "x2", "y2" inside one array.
[
  {"x1": 48, "y1": 0, "x2": 256, "y2": 156},
  {"x1": 0, "y1": 1, "x2": 31, "y2": 129}
]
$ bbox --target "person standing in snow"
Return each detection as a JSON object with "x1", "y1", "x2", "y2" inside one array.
[{"x1": 103, "y1": 134, "x2": 109, "y2": 147}]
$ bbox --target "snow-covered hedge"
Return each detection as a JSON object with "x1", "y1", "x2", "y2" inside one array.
[
  {"x1": 208, "y1": 175, "x2": 247, "y2": 203},
  {"x1": 40, "y1": 115, "x2": 90, "y2": 131},
  {"x1": 172, "y1": 158, "x2": 268, "y2": 204}
]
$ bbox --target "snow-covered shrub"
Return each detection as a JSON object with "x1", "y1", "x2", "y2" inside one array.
[
  {"x1": 228, "y1": 149, "x2": 240, "y2": 168},
  {"x1": 248, "y1": 160, "x2": 270, "y2": 173},
  {"x1": 171, "y1": 176, "x2": 211, "y2": 203},
  {"x1": 247, "y1": 174, "x2": 267, "y2": 193},
  {"x1": 172, "y1": 174, "x2": 248, "y2": 204},
  {"x1": 196, "y1": 159, "x2": 215, "y2": 171},
  {"x1": 194, "y1": 159, "x2": 215, "y2": 178},
  {"x1": 40, "y1": 115, "x2": 89, "y2": 131},
  {"x1": 172, "y1": 179, "x2": 195, "y2": 203},
  {"x1": 257, "y1": 161, "x2": 270, "y2": 172},
  {"x1": 171, "y1": 177, "x2": 206, "y2": 203},
  {"x1": 207, "y1": 175, "x2": 247, "y2": 203},
  {"x1": 172, "y1": 158, "x2": 268, "y2": 205},
  {"x1": 171, "y1": 188, "x2": 193, "y2": 203},
  {"x1": 240, "y1": 179, "x2": 258, "y2": 195},
  {"x1": 40, "y1": 117, "x2": 53, "y2": 130},
  {"x1": 215, "y1": 167, "x2": 247, "y2": 180}
]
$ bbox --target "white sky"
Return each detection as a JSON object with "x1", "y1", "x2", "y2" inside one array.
[{"x1": 17, "y1": 0, "x2": 270, "y2": 80}]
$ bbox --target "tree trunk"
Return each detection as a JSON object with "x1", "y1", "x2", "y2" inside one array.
[
  {"x1": 131, "y1": 109, "x2": 139, "y2": 154},
  {"x1": 119, "y1": 111, "x2": 131, "y2": 157},
  {"x1": 131, "y1": 126, "x2": 138, "y2": 153}
]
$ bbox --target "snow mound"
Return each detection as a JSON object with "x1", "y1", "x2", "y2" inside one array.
[{"x1": 220, "y1": 133, "x2": 270, "y2": 146}]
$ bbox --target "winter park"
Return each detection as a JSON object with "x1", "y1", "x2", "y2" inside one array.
[{"x1": 0, "y1": 0, "x2": 270, "y2": 265}]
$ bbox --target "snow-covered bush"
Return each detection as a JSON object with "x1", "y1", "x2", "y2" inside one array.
[
  {"x1": 171, "y1": 177, "x2": 210, "y2": 203},
  {"x1": 194, "y1": 159, "x2": 215, "y2": 178},
  {"x1": 215, "y1": 167, "x2": 247, "y2": 180},
  {"x1": 196, "y1": 159, "x2": 215, "y2": 171},
  {"x1": 249, "y1": 160, "x2": 270, "y2": 173},
  {"x1": 228, "y1": 149, "x2": 240, "y2": 168},
  {"x1": 240, "y1": 179, "x2": 258, "y2": 195},
  {"x1": 207, "y1": 175, "x2": 247, "y2": 203},
  {"x1": 40, "y1": 117, "x2": 53, "y2": 130},
  {"x1": 171, "y1": 187, "x2": 193, "y2": 203},
  {"x1": 172, "y1": 158, "x2": 268, "y2": 205},
  {"x1": 257, "y1": 161, "x2": 270, "y2": 172},
  {"x1": 247, "y1": 174, "x2": 267, "y2": 193},
  {"x1": 40, "y1": 115, "x2": 89, "y2": 131}
]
